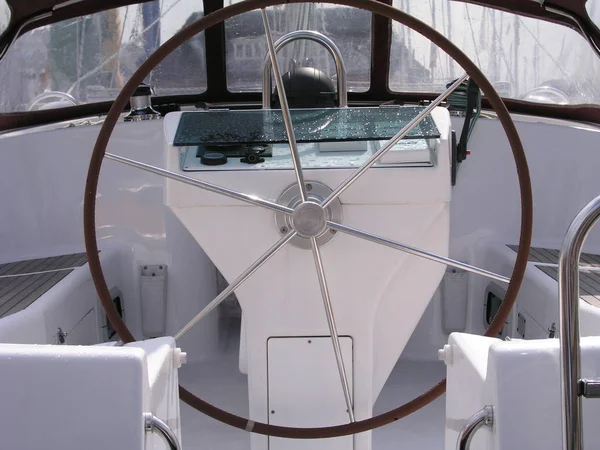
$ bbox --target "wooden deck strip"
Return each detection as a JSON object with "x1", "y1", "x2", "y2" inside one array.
[
  {"x1": 508, "y1": 245, "x2": 600, "y2": 306},
  {"x1": 0, "y1": 253, "x2": 88, "y2": 319}
]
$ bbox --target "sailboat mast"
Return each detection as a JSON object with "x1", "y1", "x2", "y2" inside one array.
[
  {"x1": 447, "y1": 1, "x2": 454, "y2": 79},
  {"x1": 142, "y1": 1, "x2": 161, "y2": 57},
  {"x1": 514, "y1": 14, "x2": 520, "y2": 95},
  {"x1": 490, "y1": 8, "x2": 498, "y2": 78}
]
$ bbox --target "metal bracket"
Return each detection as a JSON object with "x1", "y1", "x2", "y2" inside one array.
[
  {"x1": 548, "y1": 322, "x2": 557, "y2": 338},
  {"x1": 57, "y1": 327, "x2": 67, "y2": 344},
  {"x1": 517, "y1": 312, "x2": 527, "y2": 338},
  {"x1": 578, "y1": 379, "x2": 600, "y2": 398}
]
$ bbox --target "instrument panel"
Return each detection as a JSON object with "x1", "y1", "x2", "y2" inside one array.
[
  {"x1": 168, "y1": 106, "x2": 442, "y2": 171},
  {"x1": 179, "y1": 139, "x2": 435, "y2": 171}
]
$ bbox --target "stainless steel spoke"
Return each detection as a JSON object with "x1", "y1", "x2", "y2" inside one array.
[
  {"x1": 261, "y1": 9, "x2": 308, "y2": 202},
  {"x1": 310, "y1": 237, "x2": 355, "y2": 422},
  {"x1": 321, "y1": 74, "x2": 469, "y2": 209},
  {"x1": 105, "y1": 152, "x2": 292, "y2": 216},
  {"x1": 328, "y1": 220, "x2": 510, "y2": 284},
  {"x1": 175, "y1": 231, "x2": 297, "y2": 341}
]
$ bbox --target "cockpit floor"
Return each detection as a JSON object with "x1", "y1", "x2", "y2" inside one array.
[{"x1": 179, "y1": 349, "x2": 445, "y2": 449}]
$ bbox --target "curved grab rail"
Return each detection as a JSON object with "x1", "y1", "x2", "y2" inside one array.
[
  {"x1": 262, "y1": 30, "x2": 347, "y2": 108},
  {"x1": 559, "y1": 194, "x2": 600, "y2": 450},
  {"x1": 144, "y1": 413, "x2": 181, "y2": 450},
  {"x1": 456, "y1": 406, "x2": 493, "y2": 450},
  {"x1": 27, "y1": 90, "x2": 80, "y2": 111}
]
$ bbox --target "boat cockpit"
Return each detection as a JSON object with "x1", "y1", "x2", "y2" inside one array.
[{"x1": 1, "y1": 1, "x2": 600, "y2": 450}]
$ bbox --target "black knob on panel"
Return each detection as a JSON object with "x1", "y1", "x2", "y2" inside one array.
[
  {"x1": 200, "y1": 152, "x2": 227, "y2": 166},
  {"x1": 242, "y1": 152, "x2": 264, "y2": 164}
]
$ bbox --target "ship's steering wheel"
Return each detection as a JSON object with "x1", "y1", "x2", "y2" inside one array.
[{"x1": 84, "y1": 0, "x2": 532, "y2": 439}]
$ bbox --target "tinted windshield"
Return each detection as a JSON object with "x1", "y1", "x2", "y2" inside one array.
[
  {"x1": 0, "y1": 0, "x2": 206, "y2": 112},
  {"x1": 1, "y1": 1, "x2": 599, "y2": 112},
  {"x1": 225, "y1": 3, "x2": 371, "y2": 93},
  {"x1": 390, "y1": 0, "x2": 600, "y2": 104}
]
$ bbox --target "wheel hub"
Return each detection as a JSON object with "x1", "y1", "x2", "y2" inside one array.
[
  {"x1": 291, "y1": 201, "x2": 328, "y2": 238},
  {"x1": 275, "y1": 181, "x2": 342, "y2": 249}
]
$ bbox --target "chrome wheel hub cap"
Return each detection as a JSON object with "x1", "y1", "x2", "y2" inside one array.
[
  {"x1": 292, "y1": 201, "x2": 328, "y2": 238},
  {"x1": 275, "y1": 181, "x2": 342, "y2": 249}
]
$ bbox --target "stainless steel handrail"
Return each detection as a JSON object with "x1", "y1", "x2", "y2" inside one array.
[
  {"x1": 456, "y1": 406, "x2": 493, "y2": 450},
  {"x1": 559, "y1": 195, "x2": 600, "y2": 450},
  {"x1": 144, "y1": 413, "x2": 181, "y2": 450},
  {"x1": 27, "y1": 90, "x2": 80, "y2": 111},
  {"x1": 262, "y1": 30, "x2": 348, "y2": 108}
]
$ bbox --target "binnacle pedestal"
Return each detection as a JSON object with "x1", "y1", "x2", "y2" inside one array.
[{"x1": 163, "y1": 106, "x2": 452, "y2": 450}]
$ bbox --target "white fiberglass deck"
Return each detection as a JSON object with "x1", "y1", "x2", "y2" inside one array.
[{"x1": 179, "y1": 343, "x2": 445, "y2": 450}]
